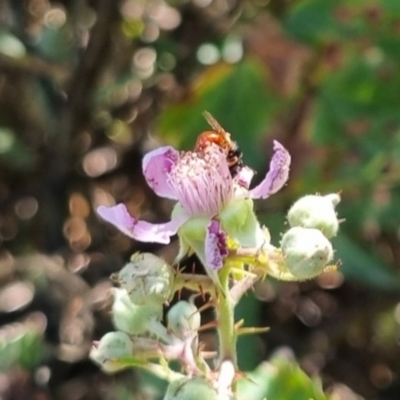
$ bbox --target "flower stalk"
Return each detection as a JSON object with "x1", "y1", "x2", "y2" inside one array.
[
  {"x1": 91, "y1": 113, "x2": 342, "y2": 399},
  {"x1": 215, "y1": 263, "x2": 237, "y2": 366}
]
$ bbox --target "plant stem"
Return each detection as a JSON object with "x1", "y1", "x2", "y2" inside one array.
[
  {"x1": 215, "y1": 263, "x2": 237, "y2": 366},
  {"x1": 141, "y1": 362, "x2": 185, "y2": 382},
  {"x1": 174, "y1": 273, "x2": 215, "y2": 295}
]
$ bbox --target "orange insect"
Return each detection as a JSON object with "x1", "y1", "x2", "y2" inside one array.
[{"x1": 195, "y1": 111, "x2": 243, "y2": 177}]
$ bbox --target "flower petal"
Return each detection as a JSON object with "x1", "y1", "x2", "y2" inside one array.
[
  {"x1": 205, "y1": 219, "x2": 228, "y2": 270},
  {"x1": 234, "y1": 166, "x2": 254, "y2": 189},
  {"x1": 249, "y1": 140, "x2": 291, "y2": 199},
  {"x1": 97, "y1": 204, "x2": 188, "y2": 244},
  {"x1": 178, "y1": 217, "x2": 224, "y2": 290},
  {"x1": 142, "y1": 146, "x2": 179, "y2": 200}
]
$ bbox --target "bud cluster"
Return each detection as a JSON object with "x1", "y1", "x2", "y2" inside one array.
[
  {"x1": 90, "y1": 253, "x2": 205, "y2": 379},
  {"x1": 281, "y1": 193, "x2": 340, "y2": 279},
  {"x1": 92, "y1": 192, "x2": 342, "y2": 399}
]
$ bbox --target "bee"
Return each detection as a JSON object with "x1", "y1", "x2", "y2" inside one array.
[{"x1": 195, "y1": 111, "x2": 243, "y2": 177}]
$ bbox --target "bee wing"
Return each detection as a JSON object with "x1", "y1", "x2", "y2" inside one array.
[{"x1": 203, "y1": 111, "x2": 225, "y2": 134}]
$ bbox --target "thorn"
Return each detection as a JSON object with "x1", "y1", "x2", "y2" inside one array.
[
  {"x1": 234, "y1": 371, "x2": 258, "y2": 386},
  {"x1": 199, "y1": 284, "x2": 206, "y2": 301},
  {"x1": 177, "y1": 288, "x2": 182, "y2": 300},
  {"x1": 197, "y1": 320, "x2": 218, "y2": 332},
  {"x1": 237, "y1": 326, "x2": 270, "y2": 336},
  {"x1": 191, "y1": 262, "x2": 196, "y2": 274},
  {"x1": 324, "y1": 259, "x2": 342, "y2": 272},
  {"x1": 234, "y1": 319, "x2": 245, "y2": 330},
  {"x1": 338, "y1": 218, "x2": 346, "y2": 224},
  {"x1": 174, "y1": 263, "x2": 186, "y2": 275},
  {"x1": 196, "y1": 300, "x2": 215, "y2": 314}
]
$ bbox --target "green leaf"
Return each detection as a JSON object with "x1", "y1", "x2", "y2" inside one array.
[
  {"x1": 0, "y1": 127, "x2": 36, "y2": 170},
  {"x1": 284, "y1": 0, "x2": 339, "y2": 45},
  {"x1": 35, "y1": 26, "x2": 74, "y2": 63},
  {"x1": 284, "y1": 0, "x2": 382, "y2": 46},
  {"x1": 333, "y1": 234, "x2": 400, "y2": 292},
  {"x1": 238, "y1": 355, "x2": 329, "y2": 400},
  {"x1": 383, "y1": 0, "x2": 400, "y2": 16},
  {"x1": 139, "y1": 370, "x2": 168, "y2": 399},
  {"x1": 312, "y1": 57, "x2": 400, "y2": 151},
  {"x1": 0, "y1": 328, "x2": 44, "y2": 371},
  {"x1": 236, "y1": 291, "x2": 263, "y2": 371}
]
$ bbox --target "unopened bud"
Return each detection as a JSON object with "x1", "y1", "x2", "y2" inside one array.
[
  {"x1": 167, "y1": 300, "x2": 200, "y2": 340},
  {"x1": 90, "y1": 331, "x2": 133, "y2": 373},
  {"x1": 287, "y1": 193, "x2": 341, "y2": 238},
  {"x1": 163, "y1": 377, "x2": 218, "y2": 400},
  {"x1": 116, "y1": 252, "x2": 175, "y2": 305},
  {"x1": 112, "y1": 288, "x2": 163, "y2": 336},
  {"x1": 281, "y1": 227, "x2": 333, "y2": 280}
]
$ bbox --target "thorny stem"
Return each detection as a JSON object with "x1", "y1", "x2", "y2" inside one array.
[
  {"x1": 141, "y1": 361, "x2": 185, "y2": 382},
  {"x1": 228, "y1": 247, "x2": 271, "y2": 305},
  {"x1": 228, "y1": 245, "x2": 301, "y2": 286},
  {"x1": 175, "y1": 273, "x2": 215, "y2": 295},
  {"x1": 214, "y1": 262, "x2": 237, "y2": 396},
  {"x1": 230, "y1": 275, "x2": 261, "y2": 305},
  {"x1": 216, "y1": 263, "x2": 236, "y2": 364}
]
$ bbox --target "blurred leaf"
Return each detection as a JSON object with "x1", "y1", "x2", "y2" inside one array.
[
  {"x1": 313, "y1": 59, "x2": 398, "y2": 137},
  {"x1": 0, "y1": 127, "x2": 36, "y2": 170},
  {"x1": 35, "y1": 26, "x2": 74, "y2": 63},
  {"x1": 0, "y1": 29, "x2": 26, "y2": 58},
  {"x1": 236, "y1": 291, "x2": 263, "y2": 371},
  {"x1": 157, "y1": 59, "x2": 279, "y2": 170},
  {"x1": 333, "y1": 234, "x2": 400, "y2": 292},
  {"x1": 382, "y1": 0, "x2": 400, "y2": 16},
  {"x1": 0, "y1": 326, "x2": 44, "y2": 371},
  {"x1": 238, "y1": 355, "x2": 329, "y2": 400},
  {"x1": 378, "y1": 36, "x2": 400, "y2": 62},
  {"x1": 283, "y1": 0, "x2": 379, "y2": 45},
  {"x1": 94, "y1": 72, "x2": 139, "y2": 107},
  {"x1": 258, "y1": 210, "x2": 287, "y2": 246},
  {"x1": 284, "y1": 0, "x2": 339, "y2": 45},
  {"x1": 139, "y1": 370, "x2": 168, "y2": 400}
]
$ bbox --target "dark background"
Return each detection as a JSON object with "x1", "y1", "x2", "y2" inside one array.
[{"x1": 1, "y1": 0, "x2": 400, "y2": 399}]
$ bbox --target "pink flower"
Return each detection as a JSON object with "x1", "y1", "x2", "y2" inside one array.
[{"x1": 97, "y1": 141, "x2": 290, "y2": 272}]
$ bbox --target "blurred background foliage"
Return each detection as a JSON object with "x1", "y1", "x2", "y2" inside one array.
[{"x1": 0, "y1": 0, "x2": 400, "y2": 399}]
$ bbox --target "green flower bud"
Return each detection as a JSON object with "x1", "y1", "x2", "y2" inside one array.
[
  {"x1": 281, "y1": 227, "x2": 333, "y2": 280},
  {"x1": 287, "y1": 193, "x2": 341, "y2": 238},
  {"x1": 116, "y1": 252, "x2": 175, "y2": 305},
  {"x1": 90, "y1": 331, "x2": 133, "y2": 373},
  {"x1": 112, "y1": 288, "x2": 165, "y2": 337},
  {"x1": 163, "y1": 377, "x2": 219, "y2": 400},
  {"x1": 167, "y1": 300, "x2": 200, "y2": 340}
]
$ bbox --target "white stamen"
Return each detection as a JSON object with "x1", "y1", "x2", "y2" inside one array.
[{"x1": 167, "y1": 145, "x2": 234, "y2": 216}]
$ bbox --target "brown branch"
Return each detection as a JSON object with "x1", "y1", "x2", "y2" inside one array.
[
  {"x1": 0, "y1": 53, "x2": 68, "y2": 81},
  {"x1": 61, "y1": 0, "x2": 124, "y2": 147}
]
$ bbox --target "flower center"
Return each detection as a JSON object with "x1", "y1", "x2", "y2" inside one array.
[{"x1": 167, "y1": 144, "x2": 233, "y2": 216}]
